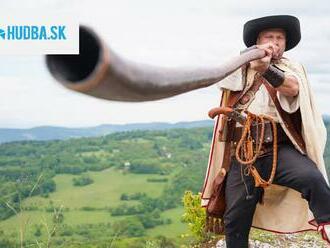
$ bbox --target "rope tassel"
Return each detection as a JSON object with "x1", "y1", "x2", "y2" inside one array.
[
  {"x1": 235, "y1": 112, "x2": 278, "y2": 189},
  {"x1": 205, "y1": 213, "x2": 225, "y2": 234}
]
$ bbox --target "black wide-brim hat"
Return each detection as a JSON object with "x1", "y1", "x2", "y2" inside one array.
[{"x1": 243, "y1": 15, "x2": 301, "y2": 51}]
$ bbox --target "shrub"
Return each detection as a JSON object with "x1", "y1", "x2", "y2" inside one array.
[
  {"x1": 72, "y1": 175, "x2": 94, "y2": 187},
  {"x1": 146, "y1": 178, "x2": 168, "y2": 183},
  {"x1": 112, "y1": 218, "x2": 145, "y2": 237},
  {"x1": 181, "y1": 191, "x2": 211, "y2": 242}
]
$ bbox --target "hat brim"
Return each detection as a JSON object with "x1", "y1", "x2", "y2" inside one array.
[{"x1": 243, "y1": 15, "x2": 301, "y2": 51}]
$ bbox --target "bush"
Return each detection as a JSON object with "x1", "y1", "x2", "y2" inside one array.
[
  {"x1": 112, "y1": 218, "x2": 145, "y2": 237},
  {"x1": 34, "y1": 226, "x2": 42, "y2": 237},
  {"x1": 146, "y1": 178, "x2": 168, "y2": 183},
  {"x1": 181, "y1": 191, "x2": 211, "y2": 242},
  {"x1": 110, "y1": 203, "x2": 145, "y2": 216},
  {"x1": 72, "y1": 175, "x2": 94, "y2": 187},
  {"x1": 128, "y1": 159, "x2": 168, "y2": 174},
  {"x1": 137, "y1": 211, "x2": 164, "y2": 229},
  {"x1": 120, "y1": 193, "x2": 129, "y2": 201},
  {"x1": 80, "y1": 206, "x2": 97, "y2": 211},
  {"x1": 120, "y1": 192, "x2": 147, "y2": 201}
]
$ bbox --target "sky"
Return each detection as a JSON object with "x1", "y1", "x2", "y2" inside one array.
[{"x1": 0, "y1": 0, "x2": 329, "y2": 128}]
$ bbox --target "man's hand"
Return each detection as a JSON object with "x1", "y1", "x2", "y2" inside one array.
[
  {"x1": 249, "y1": 43, "x2": 281, "y2": 73},
  {"x1": 249, "y1": 42, "x2": 299, "y2": 97}
]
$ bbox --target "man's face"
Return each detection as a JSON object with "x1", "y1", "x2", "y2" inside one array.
[{"x1": 257, "y1": 28, "x2": 286, "y2": 60}]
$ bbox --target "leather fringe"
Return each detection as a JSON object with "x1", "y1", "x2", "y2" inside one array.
[{"x1": 205, "y1": 212, "x2": 225, "y2": 234}]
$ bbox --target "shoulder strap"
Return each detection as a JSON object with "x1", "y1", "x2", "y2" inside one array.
[{"x1": 229, "y1": 69, "x2": 263, "y2": 109}]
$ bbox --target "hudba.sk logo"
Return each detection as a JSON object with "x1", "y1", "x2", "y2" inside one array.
[
  {"x1": 0, "y1": 28, "x2": 5, "y2": 39},
  {"x1": 0, "y1": 25, "x2": 66, "y2": 40}
]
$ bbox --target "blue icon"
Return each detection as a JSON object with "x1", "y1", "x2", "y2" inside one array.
[{"x1": 0, "y1": 28, "x2": 5, "y2": 39}]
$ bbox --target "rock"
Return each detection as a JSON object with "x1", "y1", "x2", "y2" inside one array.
[
  {"x1": 216, "y1": 239, "x2": 274, "y2": 248},
  {"x1": 215, "y1": 235, "x2": 329, "y2": 248}
]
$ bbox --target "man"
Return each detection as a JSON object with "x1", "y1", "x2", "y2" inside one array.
[{"x1": 200, "y1": 15, "x2": 330, "y2": 247}]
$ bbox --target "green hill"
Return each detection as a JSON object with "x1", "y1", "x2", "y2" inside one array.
[
  {"x1": 0, "y1": 122, "x2": 329, "y2": 247},
  {"x1": 0, "y1": 120, "x2": 213, "y2": 144},
  {"x1": 0, "y1": 127, "x2": 212, "y2": 247}
]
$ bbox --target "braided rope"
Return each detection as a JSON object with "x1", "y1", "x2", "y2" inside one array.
[{"x1": 235, "y1": 112, "x2": 278, "y2": 188}]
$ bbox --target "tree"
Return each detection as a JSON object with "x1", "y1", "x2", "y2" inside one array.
[{"x1": 112, "y1": 218, "x2": 145, "y2": 237}]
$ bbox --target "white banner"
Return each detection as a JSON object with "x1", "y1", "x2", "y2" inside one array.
[{"x1": 0, "y1": 13, "x2": 79, "y2": 55}]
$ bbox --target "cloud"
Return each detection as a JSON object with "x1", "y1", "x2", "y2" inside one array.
[
  {"x1": 0, "y1": 0, "x2": 329, "y2": 128},
  {"x1": 0, "y1": 74, "x2": 221, "y2": 128}
]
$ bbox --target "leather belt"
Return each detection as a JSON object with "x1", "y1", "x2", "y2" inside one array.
[
  {"x1": 232, "y1": 121, "x2": 289, "y2": 145},
  {"x1": 230, "y1": 122, "x2": 290, "y2": 158}
]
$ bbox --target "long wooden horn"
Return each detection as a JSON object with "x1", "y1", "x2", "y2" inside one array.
[{"x1": 46, "y1": 25, "x2": 265, "y2": 102}]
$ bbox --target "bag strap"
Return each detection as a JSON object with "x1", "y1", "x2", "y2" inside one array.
[
  {"x1": 219, "y1": 67, "x2": 263, "y2": 172},
  {"x1": 226, "y1": 72, "x2": 263, "y2": 109}
]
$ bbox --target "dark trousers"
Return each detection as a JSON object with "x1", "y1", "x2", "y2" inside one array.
[{"x1": 224, "y1": 143, "x2": 330, "y2": 248}]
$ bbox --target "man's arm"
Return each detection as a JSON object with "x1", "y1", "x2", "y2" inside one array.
[{"x1": 276, "y1": 75, "x2": 299, "y2": 97}]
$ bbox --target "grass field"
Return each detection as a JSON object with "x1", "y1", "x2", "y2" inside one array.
[
  {"x1": 22, "y1": 167, "x2": 166, "y2": 209},
  {"x1": 146, "y1": 207, "x2": 187, "y2": 237},
  {"x1": 0, "y1": 167, "x2": 188, "y2": 243}
]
